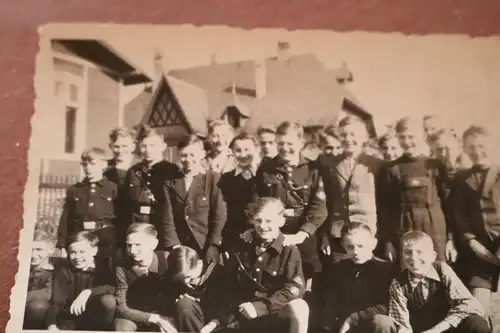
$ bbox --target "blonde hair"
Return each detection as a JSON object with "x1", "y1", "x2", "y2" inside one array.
[
  {"x1": 245, "y1": 197, "x2": 285, "y2": 220},
  {"x1": 401, "y1": 231, "x2": 435, "y2": 252}
]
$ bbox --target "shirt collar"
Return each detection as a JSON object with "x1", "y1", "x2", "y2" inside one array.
[
  {"x1": 408, "y1": 266, "x2": 441, "y2": 284},
  {"x1": 255, "y1": 233, "x2": 285, "y2": 254},
  {"x1": 82, "y1": 177, "x2": 105, "y2": 186},
  {"x1": 74, "y1": 260, "x2": 96, "y2": 272},
  {"x1": 234, "y1": 164, "x2": 258, "y2": 177},
  {"x1": 32, "y1": 260, "x2": 55, "y2": 271}
]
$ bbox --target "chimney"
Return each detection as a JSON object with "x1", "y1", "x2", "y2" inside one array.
[
  {"x1": 210, "y1": 54, "x2": 217, "y2": 65},
  {"x1": 153, "y1": 48, "x2": 164, "y2": 85},
  {"x1": 277, "y1": 41, "x2": 290, "y2": 61},
  {"x1": 254, "y1": 59, "x2": 266, "y2": 99}
]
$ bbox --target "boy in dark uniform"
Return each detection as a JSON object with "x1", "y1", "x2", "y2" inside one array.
[
  {"x1": 164, "y1": 135, "x2": 227, "y2": 264},
  {"x1": 253, "y1": 121, "x2": 327, "y2": 286},
  {"x1": 164, "y1": 245, "x2": 227, "y2": 333},
  {"x1": 114, "y1": 223, "x2": 174, "y2": 332},
  {"x1": 57, "y1": 147, "x2": 118, "y2": 266},
  {"x1": 379, "y1": 116, "x2": 455, "y2": 266},
  {"x1": 383, "y1": 231, "x2": 490, "y2": 333},
  {"x1": 452, "y1": 125, "x2": 500, "y2": 319},
  {"x1": 321, "y1": 222, "x2": 396, "y2": 333},
  {"x1": 105, "y1": 127, "x2": 140, "y2": 261},
  {"x1": 221, "y1": 198, "x2": 309, "y2": 333},
  {"x1": 23, "y1": 228, "x2": 56, "y2": 329},
  {"x1": 47, "y1": 231, "x2": 116, "y2": 330},
  {"x1": 124, "y1": 126, "x2": 178, "y2": 250},
  {"x1": 218, "y1": 132, "x2": 261, "y2": 251}
]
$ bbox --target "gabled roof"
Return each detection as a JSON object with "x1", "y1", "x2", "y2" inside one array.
[
  {"x1": 137, "y1": 75, "x2": 209, "y2": 136},
  {"x1": 168, "y1": 54, "x2": 366, "y2": 130}
]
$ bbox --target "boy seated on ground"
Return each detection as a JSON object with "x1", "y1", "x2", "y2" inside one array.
[
  {"x1": 219, "y1": 197, "x2": 309, "y2": 333},
  {"x1": 46, "y1": 231, "x2": 116, "y2": 331},
  {"x1": 23, "y1": 227, "x2": 56, "y2": 329},
  {"x1": 382, "y1": 231, "x2": 491, "y2": 333},
  {"x1": 321, "y1": 222, "x2": 396, "y2": 333},
  {"x1": 164, "y1": 245, "x2": 227, "y2": 333},
  {"x1": 114, "y1": 223, "x2": 174, "y2": 332}
]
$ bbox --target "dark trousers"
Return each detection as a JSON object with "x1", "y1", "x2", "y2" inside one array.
[
  {"x1": 23, "y1": 298, "x2": 50, "y2": 329},
  {"x1": 172, "y1": 296, "x2": 206, "y2": 332},
  {"x1": 114, "y1": 318, "x2": 172, "y2": 332},
  {"x1": 57, "y1": 294, "x2": 116, "y2": 330},
  {"x1": 374, "y1": 314, "x2": 491, "y2": 333}
]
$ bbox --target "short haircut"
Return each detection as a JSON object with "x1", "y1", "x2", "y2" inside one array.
[
  {"x1": 178, "y1": 134, "x2": 205, "y2": 151},
  {"x1": 341, "y1": 222, "x2": 375, "y2": 239},
  {"x1": 67, "y1": 231, "x2": 99, "y2": 248},
  {"x1": 462, "y1": 125, "x2": 490, "y2": 142},
  {"x1": 318, "y1": 125, "x2": 340, "y2": 144},
  {"x1": 81, "y1": 147, "x2": 109, "y2": 163},
  {"x1": 167, "y1": 246, "x2": 200, "y2": 281},
  {"x1": 394, "y1": 116, "x2": 423, "y2": 134},
  {"x1": 427, "y1": 128, "x2": 458, "y2": 145},
  {"x1": 338, "y1": 116, "x2": 366, "y2": 130},
  {"x1": 276, "y1": 121, "x2": 304, "y2": 140},
  {"x1": 229, "y1": 131, "x2": 258, "y2": 149},
  {"x1": 33, "y1": 220, "x2": 57, "y2": 242},
  {"x1": 135, "y1": 125, "x2": 163, "y2": 142},
  {"x1": 423, "y1": 115, "x2": 436, "y2": 122},
  {"x1": 126, "y1": 223, "x2": 158, "y2": 238},
  {"x1": 33, "y1": 230, "x2": 56, "y2": 245},
  {"x1": 109, "y1": 127, "x2": 136, "y2": 143},
  {"x1": 208, "y1": 120, "x2": 234, "y2": 135},
  {"x1": 245, "y1": 197, "x2": 285, "y2": 220},
  {"x1": 256, "y1": 124, "x2": 277, "y2": 136},
  {"x1": 378, "y1": 131, "x2": 397, "y2": 147},
  {"x1": 401, "y1": 231, "x2": 435, "y2": 251}
]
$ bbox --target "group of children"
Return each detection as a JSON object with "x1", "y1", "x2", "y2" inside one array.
[{"x1": 24, "y1": 115, "x2": 500, "y2": 333}]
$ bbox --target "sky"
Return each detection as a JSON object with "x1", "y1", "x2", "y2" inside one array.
[{"x1": 48, "y1": 24, "x2": 500, "y2": 137}]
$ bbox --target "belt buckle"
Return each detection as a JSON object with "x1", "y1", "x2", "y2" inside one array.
[
  {"x1": 140, "y1": 205, "x2": 151, "y2": 214},
  {"x1": 83, "y1": 221, "x2": 96, "y2": 230},
  {"x1": 284, "y1": 209, "x2": 295, "y2": 217}
]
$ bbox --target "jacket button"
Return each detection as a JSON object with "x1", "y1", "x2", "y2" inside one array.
[
  {"x1": 256, "y1": 268, "x2": 260, "y2": 272},
  {"x1": 89, "y1": 202, "x2": 94, "y2": 207}
]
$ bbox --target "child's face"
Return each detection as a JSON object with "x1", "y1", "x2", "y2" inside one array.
[
  {"x1": 258, "y1": 132, "x2": 277, "y2": 157},
  {"x1": 209, "y1": 126, "x2": 233, "y2": 153},
  {"x1": 277, "y1": 133, "x2": 303, "y2": 162},
  {"x1": 339, "y1": 123, "x2": 368, "y2": 156},
  {"x1": 381, "y1": 137, "x2": 402, "y2": 161},
  {"x1": 109, "y1": 136, "x2": 135, "y2": 160},
  {"x1": 31, "y1": 240, "x2": 53, "y2": 267},
  {"x1": 464, "y1": 134, "x2": 491, "y2": 166},
  {"x1": 397, "y1": 127, "x2": 427, "y2": 157},
  {"x1": 81, "y1": 159, "x2": 107, "y2": 180},
  {"x1": 68, "y1": 240, "x2": 97, "y2": 270},
  {"x1": 126, "y1": 232, "x2": 158, "y2": 264},
  {"x1": 232, "y1": 139, "x2": 258, "y2": 168},
  {"x1": 251, "y1": 204, "x2": 285, "y2": 242},
  {"x1": 179, "y1": 144, "x2": 205, "y2": 173},
  {"x1": 342, "y1": 229, "x2": 376, "y2": 264},
  {"x1": 402, "y1": 241, "x2": 436, "y2": 276},
  {"x1": 140, "y1": 135, "x2": 166, "y2": 163},
  {"x1": 432, "y1": 135, "x2": 460, "y2": 162},
  {"x1": 423, "y1": 118, "x2": 438, "y2": 137},
  {"x1": 320, "y1": 135, "x2": 343, "y2": 156}
]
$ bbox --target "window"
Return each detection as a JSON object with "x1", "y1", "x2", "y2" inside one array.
[{"x1": 65, "y1": 107, "x2": 77, "y2": 153}]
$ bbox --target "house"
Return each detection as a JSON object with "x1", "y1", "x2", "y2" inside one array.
[
  {"x1": 37, "y1": 38, "x2": 151, "y2": 177},
  {"x1": 124, "y1": 42, "x2": 376, "y2": 158}
]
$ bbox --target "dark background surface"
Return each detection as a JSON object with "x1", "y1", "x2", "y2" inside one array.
[{"x1": 0, "y1": 0, "x2": 499, "y2": 330}]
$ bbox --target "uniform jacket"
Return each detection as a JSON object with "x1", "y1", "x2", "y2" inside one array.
[
  {"x1": 221, "y1": 233, "x2": 305, "y2": 323},
  {"x1": 57, "y1": 178, "x2": 117, "y2": 248},
  {"x1": 164, "y1": 168, "x2": 227, "y2": 252},
  {"x1": 124, "y1": 160, "x2": 178, "y2": 249},
  {"x1": 255, "y1": 156, "x2": 327, "y2": 236},
  {"x1": 115, "y1": 251, "x2": 170, "y2": 324},
  {"x1": 317, "y1": 152, "x2": 385, "y2": 238},
  {"x1": 379, "y1": 155, "x2": 450, "y2": 259}
]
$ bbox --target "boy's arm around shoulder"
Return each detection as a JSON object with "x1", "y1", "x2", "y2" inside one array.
[{"x1": 252, "y1": 244, "x2": 306, "y2": 317}]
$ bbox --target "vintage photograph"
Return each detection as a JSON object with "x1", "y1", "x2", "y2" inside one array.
[{"x1": 7, "y1": 24, "x2": 500, "y2": 333}]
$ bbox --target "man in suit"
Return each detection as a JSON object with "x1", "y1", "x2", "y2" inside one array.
[
  {"x1": 452, "y1": 125, "x2": 500, "y2": 320},
  {"x1": 164, "y1": 135, "x2": 227, "y2": 264},
  {"x1": 318, "y1": 116, "x2": 385, "y2": 263}
]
